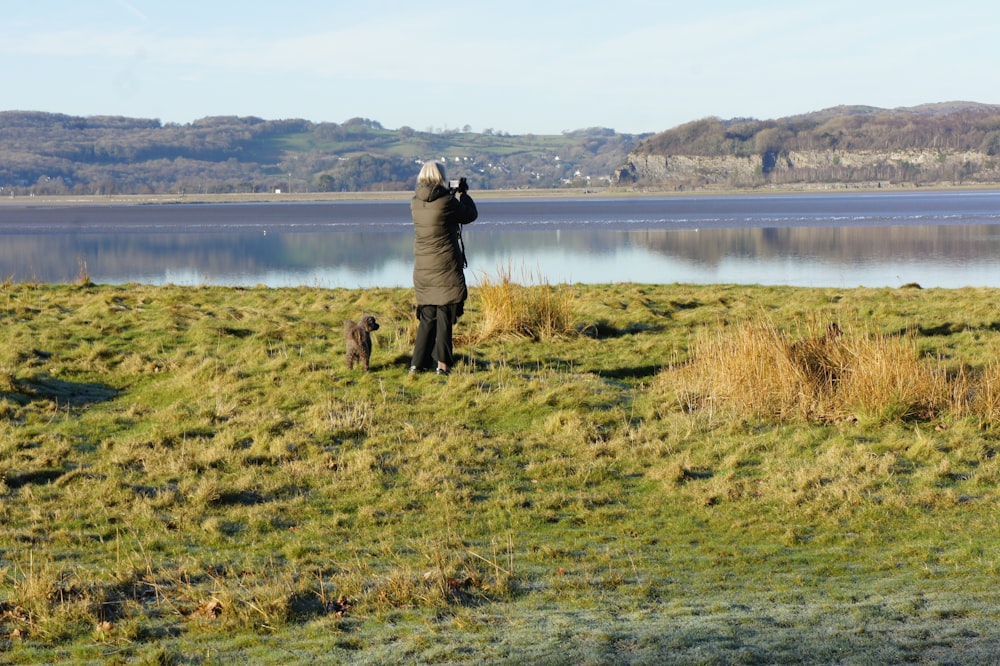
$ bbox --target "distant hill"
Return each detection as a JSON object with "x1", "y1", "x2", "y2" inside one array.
[
  {"x1": 615, "y1": 102, "x2": 1000, "y2": 189},
  {"x1": 0, "y1": 112, "x2": 645, "y2": 196},
  {"x1": 5, "y1": 103, "x2": 1000, "y2": 196}
]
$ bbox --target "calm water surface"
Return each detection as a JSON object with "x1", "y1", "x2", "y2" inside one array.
[{"x1": 2, "y1": 190, "x2": 1000, "y2": 288}]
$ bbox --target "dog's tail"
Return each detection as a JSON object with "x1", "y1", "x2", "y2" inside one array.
[{"x1": 345, "y1": 320, "x2": 364, "y2": 347}]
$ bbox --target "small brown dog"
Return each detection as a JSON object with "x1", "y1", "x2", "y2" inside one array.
[{"x1": 344, "y1": 315, "x2": 379, "y2": 371}]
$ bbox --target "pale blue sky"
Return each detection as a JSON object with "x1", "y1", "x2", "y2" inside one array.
[{"x1": 3, "y1": 0, "x2": 999, "y2": 135}]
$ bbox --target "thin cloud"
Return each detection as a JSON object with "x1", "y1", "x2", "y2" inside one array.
[
  {"x1": 115, "y1": 0, "x2": 149, "y2": 22},
  {"x1": 0, "y1": 28, "x2": 145, "y2": 58}
]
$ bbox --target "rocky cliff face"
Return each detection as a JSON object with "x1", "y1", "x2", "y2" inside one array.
[{"x1": 615, "y1": 149, "x2": 1000, "y2": 189}]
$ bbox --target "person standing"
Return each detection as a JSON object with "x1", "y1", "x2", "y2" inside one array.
[{"x1": 409, "y1": 161, "x2": 478, "y2": 375}]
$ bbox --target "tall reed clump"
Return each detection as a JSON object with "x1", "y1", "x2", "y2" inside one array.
[
  {"x1": 668, "y1": 317, "x2": 952, "y2": 423},
  {"x1": 471, "y1": 263, "x2": 574, "y2": 341},
  {"x1": 967, "y1": 358, "x2": 1000, "y2": 425},
  {"x1": 674, "y1": 319, "x2": 805, "y2": 418},
  {"x1": 836, "y1": 326, "x2": 951, "y2": 422}
]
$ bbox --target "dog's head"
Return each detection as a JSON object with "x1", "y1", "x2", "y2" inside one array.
[{"x1": 361, "y1": 315, "x2": 380, "y2": 332}]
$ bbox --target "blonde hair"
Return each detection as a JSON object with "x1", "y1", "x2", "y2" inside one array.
[{"x1": 417, "y1": 161, "x2": 447, "y2": 186}]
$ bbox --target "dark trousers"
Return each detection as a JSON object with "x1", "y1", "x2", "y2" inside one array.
[{"x1": 411, "y1": 303, "x2": 462, "y2": 370}]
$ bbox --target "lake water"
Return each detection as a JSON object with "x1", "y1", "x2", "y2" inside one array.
[{"x1": 2, "y1": 190, "x2": 1000, "y2": 289}]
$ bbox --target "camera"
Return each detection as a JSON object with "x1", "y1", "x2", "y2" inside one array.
[{"x1": 448, "y1": 177, "x2": 468, "y2": 194}]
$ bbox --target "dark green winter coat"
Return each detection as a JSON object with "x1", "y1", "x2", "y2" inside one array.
[{"x1": 411, "y1": 182, "x2": 478, "y2": 305}]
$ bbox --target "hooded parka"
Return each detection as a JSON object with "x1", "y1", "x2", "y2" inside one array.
[{"x1": 411, "y1": 182, "x2": 478, "y2": 305}]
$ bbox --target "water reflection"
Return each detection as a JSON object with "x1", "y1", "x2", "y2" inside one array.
[
  {"x1": 462, "y1": 225, "x2": 1000, "y2": 289},
  {"x1": 0, "y1": 223, "x2": 998, "y2": 289},
  {"x1": 2, "y1": 194, "x2": 1000, "y2": 289}
]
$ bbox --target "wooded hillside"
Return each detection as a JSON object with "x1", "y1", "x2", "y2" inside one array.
[
  {"x1": 616, "y1": 102, "x2": 1000, "y2": 189},
  {"x1": 0, "y1": 112, "x2": 641, "y2": 195},
  {"x1": 6, "y1": 103, "x2": 1000, "y2": 195}
]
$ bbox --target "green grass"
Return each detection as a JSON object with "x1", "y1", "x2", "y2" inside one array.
[
  {"x1": 3, "y1": 280, "x2": 1000, "y2": 663},
  {"x1": 269, "y1": 126, "x2": 582, "y2": 163}
]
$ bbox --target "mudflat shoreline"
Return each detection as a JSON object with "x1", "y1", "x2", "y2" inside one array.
[{"x1": 1, "y1": 182, "x2": 993, "y2": 208}]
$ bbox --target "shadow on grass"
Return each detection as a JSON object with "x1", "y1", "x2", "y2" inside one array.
[
  {"x1": 4, "y1": 468, "x2": 67, "y2": 489},
  {"x1": 580, "y1": 322, "x2": 667, "y2": 339},
  {"x1": 597, "y1": 366, "x2": 662, "y2": 381},
  {"x1": 900, "y1": 321, "x2": 1000, "y2": 337},
  {"x1": 4, "y1": 374, "x2": 120, "y2": 408},
  {"x1": 213, "y1": 489, "x2": 268, "y2": 506}
]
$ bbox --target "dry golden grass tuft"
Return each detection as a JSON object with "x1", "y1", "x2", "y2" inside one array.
[
  {"x1": 836, "y1": 325, "x2": 951, "y2": 422},
  {"x1": 666, "y1": 316, "x2": 960, "y2": 423},
  {"x1": 469, "y1": 263, "x2": 574, "y2": 342},
  {"x1": 968, "y1": 359, "x2": 1000, "y2": 424}
]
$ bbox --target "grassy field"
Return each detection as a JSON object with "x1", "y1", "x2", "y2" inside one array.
[{"x1": 3, "y1": 276, "x2": 1000, "y2": 664}]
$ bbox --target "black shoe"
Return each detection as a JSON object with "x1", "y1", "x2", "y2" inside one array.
[{"x1": 436, "y1": 367, "x2": 450, "y2": 376}]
